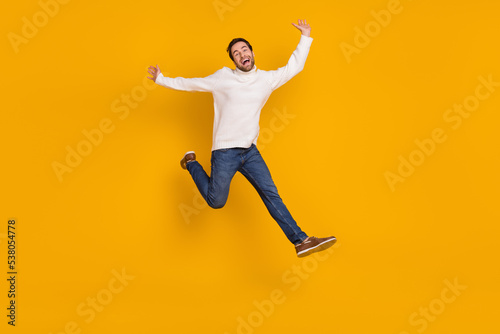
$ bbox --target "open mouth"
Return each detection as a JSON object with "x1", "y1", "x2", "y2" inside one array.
[{"x1": 242, "y1": 58, "x2": 250, "y2": 66}]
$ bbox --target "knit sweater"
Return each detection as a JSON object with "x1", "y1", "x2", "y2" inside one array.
[{"x1": 155, "y1": 35, "x2": 313, "y2": 151}]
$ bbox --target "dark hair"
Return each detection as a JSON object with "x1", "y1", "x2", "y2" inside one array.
[{"x1": 226, "y1": 38, "x2": 253, "y2": 61}]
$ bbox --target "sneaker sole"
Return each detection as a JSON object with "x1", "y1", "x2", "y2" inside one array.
[{"x1": 297, "y1": 237, "x2": 337, "y2": 258}]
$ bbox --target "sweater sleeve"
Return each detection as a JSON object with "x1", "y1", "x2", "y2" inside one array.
[
  {"x1": 268, "y1": 35, "x2": 313, "y2": 91},
  {"x1": 155, "y1": 69, "x2": 222, "y2": 92}
]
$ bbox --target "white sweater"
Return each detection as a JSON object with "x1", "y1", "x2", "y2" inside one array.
[{"x1": 155, "y1": 35, "x2": 313, "y2": 151}]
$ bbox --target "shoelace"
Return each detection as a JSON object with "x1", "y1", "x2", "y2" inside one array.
[{"x1": 296, "y1": 236, "x2": 316, "y2": 247}]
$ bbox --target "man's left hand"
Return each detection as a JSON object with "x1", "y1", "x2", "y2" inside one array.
[{"x1": 292, "y1": 19, "x2": 311, "y2": 37}]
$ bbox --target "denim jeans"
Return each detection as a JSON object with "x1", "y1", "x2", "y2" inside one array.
[{"x1": 186, "y1": 144, "x2": 308, "y2": 245}]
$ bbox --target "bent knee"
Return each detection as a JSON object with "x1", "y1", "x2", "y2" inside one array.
[{"x1": 208, "y1": 200, "x2": 226, "y2": 209}]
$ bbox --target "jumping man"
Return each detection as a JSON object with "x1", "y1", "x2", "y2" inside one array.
[{"x1": 147, "y1": 19, "x2": 336, "y2": 257}]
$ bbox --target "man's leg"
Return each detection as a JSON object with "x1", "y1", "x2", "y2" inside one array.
[
  {"x1": 238, "y1": 145, "x2": 308, "y2": 245},
  {"x1": 185, "y1": 149, "x2": 241, "y2": 209}
]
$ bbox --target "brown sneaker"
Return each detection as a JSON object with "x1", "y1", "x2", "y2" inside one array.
[
  {"x1": 295, "y1": 236, "x2": 337, "y2": 258},
  {"x1": 180, "y1": 151, "x2": 196, "y2": 170}
]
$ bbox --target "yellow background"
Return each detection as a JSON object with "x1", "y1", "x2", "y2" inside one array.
[{"x1": 1, "y1": 0, "x2": 499, "y2": 333}]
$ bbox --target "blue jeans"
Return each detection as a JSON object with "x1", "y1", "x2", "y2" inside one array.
[{"x1": 186, "y1": 144, "x2": 308, "y2": 245}]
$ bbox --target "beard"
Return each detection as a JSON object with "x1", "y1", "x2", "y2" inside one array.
[{"x1": 235, "y1": 57, "x2": 255, "y2": 72}]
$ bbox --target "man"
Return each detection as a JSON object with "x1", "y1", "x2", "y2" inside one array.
[{"x1": 147, "y1": 19, "x2": 336, "y2": 257}]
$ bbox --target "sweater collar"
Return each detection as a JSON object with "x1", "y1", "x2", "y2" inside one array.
[{"x1": 234, "y1": 65, "x2": 257, "y2": 75}]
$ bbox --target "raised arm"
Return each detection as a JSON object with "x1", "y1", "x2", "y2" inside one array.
[{"x1": 268, "y1": 20, "x2": 314, "y2": 91}]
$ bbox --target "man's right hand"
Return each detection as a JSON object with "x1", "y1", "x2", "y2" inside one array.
[{"x1": 147, "y1": 64, "x2": 161, "y2": 82}]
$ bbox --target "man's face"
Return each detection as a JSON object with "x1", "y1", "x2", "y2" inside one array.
[{"x1": 231, "y1": 41, "x2": 255, "y2": 72}]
